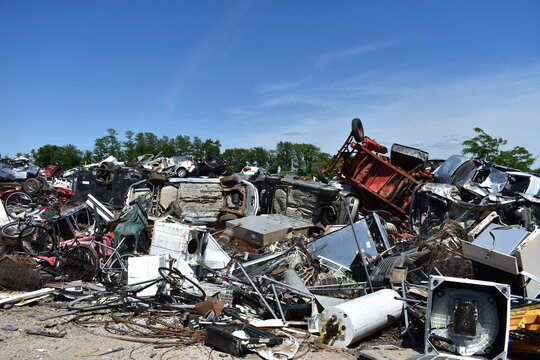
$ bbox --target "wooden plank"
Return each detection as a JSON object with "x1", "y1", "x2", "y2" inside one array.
[{"x1": 0, "y1": 288, "x2": 55, "y2": 305}]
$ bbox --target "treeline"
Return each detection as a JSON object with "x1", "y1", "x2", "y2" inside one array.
[{"x1": 22, "y1": 129, "x2": 330, "y2": 177}]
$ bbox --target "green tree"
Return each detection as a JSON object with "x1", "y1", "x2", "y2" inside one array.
[
  {"x1": 272, "y1": 141, "x2": 295, "y2": 173},
  {"x1": 173, "y1": 135, "x2": 193, "y2": 156},
  {"x1": 221, "y1": 147, "x2": 275, "y2": 174},
  {"x1": 123, "y1": 130, "x2": 137, "y2": 161},
  {"x1": 31, "y1": 144, "x2": 83, "y2": 169},
  {"x1": 133, "y1": 132, "x2": 160, "y2": 157},
  {"x1": 222, "y1": 148, "x2": 252, "y2": 174},
  {"x1": 192, "y1": 137, "x2": 221, "y2": 160},
  {"x1": 82, "y1": 150, "x2": 94, "y2": 165},
  {"x1": 462, "y1": 128, "x2": 536, "y2": 171},
  {"x1": 292, "y1": 143, "x2": 329, "y2": 176},
  {"x1": 247, "y1": 147, "x2": 272, "y2": 169},
  {"x1": 15, "y1": 152, "x2": 31, "y2": 158},
  {"x1": 157, "y1": 136, "x2": 176, "y2": 157},
  {"x1": 93, "y1": 128, "x2": 122, "y2": 160}
]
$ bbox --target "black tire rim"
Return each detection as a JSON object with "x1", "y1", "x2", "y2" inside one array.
[{"x1": 351, "y1": 118, "x2": 365, "y2": 143}]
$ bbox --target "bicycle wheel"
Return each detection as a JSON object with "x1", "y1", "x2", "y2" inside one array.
[
  {"x1": 104, "y1": 253, "x2": 138, "y2": 285},
  {"x1": 3, "y1": 191, "x2": 34, "y2": 219},
  {"x1": 1, "y1": 220, "x2": 35, "y2": 240},
  {"x1": 63, "y1": 244, "x2": 100, "y2": 281},
  {"x1": 158, "y1": 267, "x2": 206, "y2": 300},
  {"x1": 18, "y1": 225, "x2": 55, "y2": 256}
]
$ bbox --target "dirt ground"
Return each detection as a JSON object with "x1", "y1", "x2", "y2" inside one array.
[{"x1": 0, "y1": 297, "x2": 359, "y2": 360}]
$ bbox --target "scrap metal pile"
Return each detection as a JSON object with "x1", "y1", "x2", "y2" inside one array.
[{"x1": 1, "y1": 119, "x2": 539, "y2": 359}]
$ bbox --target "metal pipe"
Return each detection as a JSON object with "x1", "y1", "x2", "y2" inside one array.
[
  {"x1": 394, "y1": 296, "x2": 425, "y2": 305},
  {"x1": 238, "y1": 263, "x2": 278, "y2": 319},
  {"x1": 511, "y1": 295, "x2": 540, "y2": 303},
  {"x1": 271, "y1": 283, "x2": 287, "y2": 323},
  {"x1": 308, "y1": 283, "x2": 365, "y2": 289}
]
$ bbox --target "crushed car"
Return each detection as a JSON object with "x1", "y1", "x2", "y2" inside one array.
[{"x1": 1, "y1": 118, "x2": 539, "y2": 360}]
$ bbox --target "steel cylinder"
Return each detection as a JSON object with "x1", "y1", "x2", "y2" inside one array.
[{"x1": 319, "y1": 289, "x2": 403, "y2": 347}]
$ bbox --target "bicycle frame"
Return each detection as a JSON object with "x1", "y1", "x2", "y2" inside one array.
[{"x1": 62, "y1": 233, "x2": 127, "y2": 270}]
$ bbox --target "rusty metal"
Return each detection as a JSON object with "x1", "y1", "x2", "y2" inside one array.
[
  {"x1": 73, "y1": 312, "x2": 206, "y2": 346},
  {"x1": 320, "y1": 119, "x2": 431, "y2": 222},
  {"x1": 220, "y1": 186, "x2": 248, "y2": 217},
  {"x1": 0, "y1": 255, "x2": 42, "y2": 290}
]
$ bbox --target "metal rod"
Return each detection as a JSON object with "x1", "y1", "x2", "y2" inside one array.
[
  {"x1": 400, "y1": 280, "x2": 409, "y2": 336},
  {"x1": 307, "y1": 282, "x2": 366, "y2": 289},
  {"x1": 260, "y1": 276, "x2": 314, "y2": 299},
  {"x1": 238, "y1": 263, "x2": 278, "y2": 319},
  {"x1": 309, "y1": 287, "x2": 366, "y2": 292},
  {"x1": 394, "y1": 296, "x2": 425, "y2": 305},
  {"x1": 511, "y1": 295, "x2": 540, "y2": 303},
  {"x1": 271, "y1": 283, "x2": 287, "y2": 323},
  {"x1": 39, "y1": 310, "x2": 78, "y2": 321}
]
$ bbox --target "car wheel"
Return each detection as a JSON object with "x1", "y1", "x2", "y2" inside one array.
[
  {"x1": 176, "y1": 167, "x2": 188, "y2": 178},
  {"x1": 351, "y1": 118, "x2": 364, "y2": 143},
  {"x1": 23, "y1": 178, "x2": 42, "y2": 195}
]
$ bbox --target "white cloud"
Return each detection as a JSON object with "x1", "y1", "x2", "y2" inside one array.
[
  {"x1": 315, "y1": 41, "x2": 396, "y2": 68},
  {"x1": 220, "y1": 62, "x2": 540, "y2": 167},
  {"x1": 255, "y1": 81, "x2": 300, "y2": 93}
]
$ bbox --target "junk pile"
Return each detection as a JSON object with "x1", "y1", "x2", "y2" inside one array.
[{"x1": 1, "y1": 119, "x2": 539, "y2": 359}]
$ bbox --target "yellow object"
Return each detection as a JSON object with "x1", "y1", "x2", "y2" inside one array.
[
  {"x1": 509, "y1": 304, "x2": 540, "y2": 355},
  {"x1": 510, "y1": 305, "x2": 540, "y2": 333}
]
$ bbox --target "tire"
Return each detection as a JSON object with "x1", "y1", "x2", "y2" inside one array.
[
  {"x1": 99, "y1": 161, "x2": 115, "y2": 170},
  {"x1": 351, "y1": 118, "x2": 364, "y2": 143},
  {"x1": 23, "y1": 178, "x2": 42, "y2": 195},
  {"x1": 1, "y1": 221, "x2": 35, "y2": 240},
  {"x1": 339, "y1": 195, "x2": 360, "y2": 224},
  {"x1": 96, "y1": 169, "x2": 114, "y2": 185},
  {"x1": 18, "y1": 225, "x2": 55, "y2": 256},
  {"x1": 272, "y1": 189, "x2": 287, "y2": 214},
  {"x1": 316, "y1": 163, "x2": 329, "y2": 184},
  {"x1": 176, "y1": 167, "x2": 188, "y2": 178},
  {"x1": 158, "y1": 267, "x2": 206, "y2": 300},
  {"x1": 63, "y1": 244, "x2": 100, "y2": 281},
  {"x1": 3, "y1": 191, "x2": 34, "y2": 219}
]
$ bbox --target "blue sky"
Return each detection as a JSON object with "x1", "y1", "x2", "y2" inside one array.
[{"x1": 1, "y1": 1, "x2": 539, "y2": 165}]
